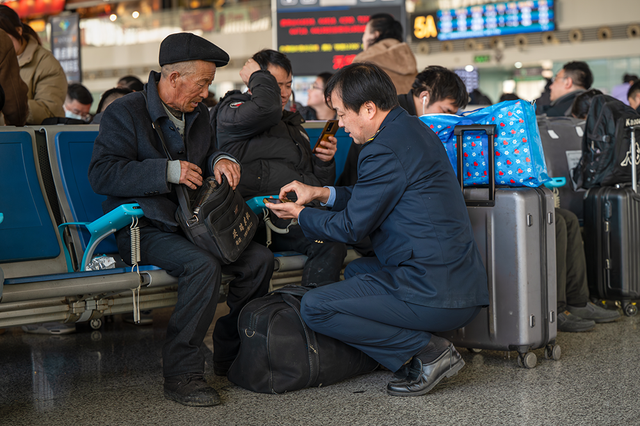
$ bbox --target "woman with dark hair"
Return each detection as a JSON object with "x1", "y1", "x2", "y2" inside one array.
[
  {"x1": 0, "y1": 5, "x2": 66, "y2": 124},
  {"x1": 352, "y1": 13, "x2": 417, "y2": 94},
  {"x1": 300, "y1": 72, "x2": 335, "y2": 120},
  {"x1": 571, "y1": 88, "x2": 603, "y2": 119}
]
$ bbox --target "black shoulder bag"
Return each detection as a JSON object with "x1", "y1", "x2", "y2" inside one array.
[{"x1": 151, "y1": 118, "x2": 258, "y2": 264}]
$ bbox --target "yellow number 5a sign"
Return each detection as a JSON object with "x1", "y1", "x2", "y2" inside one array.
[{"x1": 413, "y1": 14, "x2": 438, "y2": 39}]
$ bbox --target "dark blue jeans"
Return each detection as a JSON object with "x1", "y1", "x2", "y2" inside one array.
[
  {"x1": 300, "y1": 257, "x2": 481, "y2": 372},
  {"x1": 117, "y1": 226, "x2": 273, "y2": 378}
]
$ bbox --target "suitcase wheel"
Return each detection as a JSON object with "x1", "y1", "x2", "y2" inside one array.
[
  {"x1": 623, "y1": 302, "x2": 637, "y2": 317},
  {"x1": 544, "y1": 344, "x2": 561, "y2": 361},
  {"x1": 467, "y1": 348, "x2": 482, "y2": 354},
  {"x1": 517, "y1": 352, "x2": 537, "y2": 369}
]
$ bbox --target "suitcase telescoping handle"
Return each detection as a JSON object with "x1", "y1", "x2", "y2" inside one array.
[
  {"x1": 454, "y1": 124, "x2": 496, "y2": 207},
  {"x1": 628, "y1": 122, "x2": 639, "y2": 194}
]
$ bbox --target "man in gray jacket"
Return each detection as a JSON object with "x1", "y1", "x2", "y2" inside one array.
[{"x1": 88, "y1": 33, "x2": 273, "y2": 407}]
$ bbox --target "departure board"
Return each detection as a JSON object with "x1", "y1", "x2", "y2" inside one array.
[
  {"x1": 276, "y1": 0, "x2": 403, "y2": 76},
  {"x1": 411, "y1": 0, "x2": 554, "y2": 42}
]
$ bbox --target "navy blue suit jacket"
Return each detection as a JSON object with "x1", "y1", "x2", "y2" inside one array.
[{"x1": 298, "y1": 107, "x2": 489, "y2": 309}]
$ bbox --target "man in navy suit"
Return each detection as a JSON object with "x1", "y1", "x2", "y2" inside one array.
[{"x1": 266, "y1": 63, "x2": 489, "y2": 397}]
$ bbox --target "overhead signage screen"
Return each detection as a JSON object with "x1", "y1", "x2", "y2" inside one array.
[
  {"x1": 276, "y1": 0, "x2": 403, "y2": 76},
  {"x1": 411, "y1": 0, "x2": 554, "y2": 42}
]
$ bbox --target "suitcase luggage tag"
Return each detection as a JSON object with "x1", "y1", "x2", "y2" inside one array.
[{"x1": 454, "y1": 124, "x2": 496, "y2": 207}]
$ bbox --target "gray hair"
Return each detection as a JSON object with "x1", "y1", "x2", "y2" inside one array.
[{"x1": 161, "y1": 60, "x2": 198, "y2": 79}]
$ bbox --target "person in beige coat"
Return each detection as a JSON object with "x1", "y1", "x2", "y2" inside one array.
[
  {"x1": 0, "y1": 28, "x2": 28, "y2": 126},
  {"x1": 0, "y1": 5, "x2": 66, "y2": 124},
  {"x1": 352, "y1": 13, "x2": 418, "y2": 94}
]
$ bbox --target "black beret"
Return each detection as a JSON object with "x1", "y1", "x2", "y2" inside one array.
[{"x1": 159, "y1": 33, "x2": 229, "y2": 67}]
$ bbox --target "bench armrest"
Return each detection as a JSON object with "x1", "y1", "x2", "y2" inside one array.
[{"x1": 58, "y1": 203, "x2": 144, "y2": 272}]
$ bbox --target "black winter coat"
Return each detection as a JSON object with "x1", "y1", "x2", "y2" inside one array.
[
  {"x1": 89, "y1": 71, "x2": 226, "y2": 232},
  {"x1": 214, "y1": 70, "x2": 335, "y2": 199}
]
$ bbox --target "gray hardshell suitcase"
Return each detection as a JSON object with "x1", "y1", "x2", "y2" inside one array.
[
  {"x1": 537, "y1": 116, "x2": 587, "y2": 221},
  {"x1": 438, "y1": 124, "x2": 559, "y2": 369},
  {"x1": 583, "y1": 123, "x2": 640, "y2": 317}
]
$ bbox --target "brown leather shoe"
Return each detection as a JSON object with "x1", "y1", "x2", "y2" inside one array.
[
  {"x1": 164, "y1": 373, "x2": 221, "y2": 407},
  {"x1": 386, "y1": 343, "x2": 465, "y2": 397}
]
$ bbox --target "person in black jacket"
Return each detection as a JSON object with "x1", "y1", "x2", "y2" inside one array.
[
  {"x1": 214, "y1": 49, "x2": 347, "y2": 287},
  {"x1": 544, "y1": 61, "x2": 593, "y2": 117}
]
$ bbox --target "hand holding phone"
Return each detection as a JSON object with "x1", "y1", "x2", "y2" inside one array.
[
  {"x1": 313, "y1": 120, "x2": 339, "y2": 154},
  {"x1": 263, "y1": 197, "x2": 283, "y2": 205}
]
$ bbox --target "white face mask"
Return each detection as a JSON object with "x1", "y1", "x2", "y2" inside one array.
[{"x1": 65, "y1": 110, "x2": 86, "y2": 121}]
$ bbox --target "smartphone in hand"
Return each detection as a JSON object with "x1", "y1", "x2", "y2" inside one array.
[
  {"x1": 263, "y1": 198, "x2": 282, "y2": 204},
  {"x1": 312, "y1": 120, "x2": 339, "y2": 153}
]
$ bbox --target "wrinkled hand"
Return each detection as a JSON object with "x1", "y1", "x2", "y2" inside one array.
[
  {"x1": 179, "y1": 161, "x2": 203, "y2": 190},
  {"x1": 214, "y1": 158, "x2": 241, "y2": 190},
  {"x1": 314, "y1": 135, "x2": 338, "y2": 162},
  {"x1": 239, "y1": 58, "x2": 262, "y2": 87}
]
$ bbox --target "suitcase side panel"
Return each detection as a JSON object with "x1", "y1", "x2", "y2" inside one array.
[
  {"x1": 538, "y1": 117, "x2": 586, "y2": 220},
  {"x1": 601, "y1": 187, "x2": 640, "y2": 299},
  {"x1": 439, "y1": 187, "x2": 556, "y2": 351}
]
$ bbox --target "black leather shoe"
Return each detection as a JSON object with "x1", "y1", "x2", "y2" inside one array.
[
  {"x1": 386, "y1": 343, "x2": 465, "y2": 397},
  {"x1": 164, "y1": 373, "x2": 221, "y2": 407}
]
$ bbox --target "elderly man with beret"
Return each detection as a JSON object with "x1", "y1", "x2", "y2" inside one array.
[{"x1": 89, "y1": 33, "x2": 274, "y2": 407}]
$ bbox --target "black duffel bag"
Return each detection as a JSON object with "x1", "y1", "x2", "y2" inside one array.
[{"x1": 227, "y1": 285, "x2": 379, "y2": 394}]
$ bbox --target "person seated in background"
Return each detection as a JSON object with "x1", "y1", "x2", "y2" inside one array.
[
  {"x1": 628, "y1": 80, "x2": 640, "y2": 113},
  {"x1": 340, "y1": 65, "x2": 469, "y2": 187},
  {"x1": 611, "y1": 73, "x2": 637, "y2": 105},
  {"x1": 298, "y1": 72, "x2": 334, "y2": 121},
  {"x1": 63, "y1": 83, "x2": 93, "y2": 122},
  {"x1": 570, "y1": 88, "x2": 603, "y2": 119},
  {"x1": 0, "y1": 27, "x2": 28, "y2": 126},
  {"x1": 116, "y1": 75, "x2": 144, "y2": 92},
  {"x1": 266, "y1": 63, "x2": 489, "y2": 397},
  {"x1": 544, "y1": 61, "x2": 593, "y2": 117},
  {"x1": 214, "y1": 49, "x2": 347, "y2": 288},
  {"x1": 0, "y1": 5, "x2": 67, "y2": 124},
  {"x1": 498, "y1": 93, "x2": 520, "y2": 102},
  {"x1": 352, "y1": 13, "x2": 418, "y2": 94},
  {"x1": 91, "y1": 87, "x2": 132, "y2": 124},
  {"x1": 468, "y1": 88, "x2": 492, "y2": 106},
  {"x1": 202, "y1": 90, "x2": 217, "y2": 110}
]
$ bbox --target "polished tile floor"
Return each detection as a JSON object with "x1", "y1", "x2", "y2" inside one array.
[{"x1": 1, "y1": 303, "x2": 639, "y2": 426}]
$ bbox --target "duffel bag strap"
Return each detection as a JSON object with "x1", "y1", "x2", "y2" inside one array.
[{"x1": 280, "y1": 293, "x2": 320, "y2": 388}]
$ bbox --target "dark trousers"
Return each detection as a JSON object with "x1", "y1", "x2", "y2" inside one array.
[
  {"x1": 300, "y1": 257, "x2": 481, "y2": 372},
  {"x1": 555, "y1": 208, "x2": 589, "y2": 310},
  {"x1": 116, "y1": 226, "x2": 273, "y2": 378},
  {"x1": 258, "y1": 220, "x2": 347, "y2": 287}
]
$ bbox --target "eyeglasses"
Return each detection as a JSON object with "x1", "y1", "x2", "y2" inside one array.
[{"x1": 310, "y1": 83, "x2": 323, "y2": 91}]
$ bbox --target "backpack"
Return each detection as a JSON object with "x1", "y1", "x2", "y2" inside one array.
[
  {"x1": 227, "y1": 285, "x2": 379, "y2": 394},
  {"x1": 573, "y1": 95, "x2": 640, "y2": 188}
]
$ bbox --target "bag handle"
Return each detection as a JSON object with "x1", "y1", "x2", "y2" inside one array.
[{"x1": 454, "y1": 124, "x2": 496, "y2": 207}]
